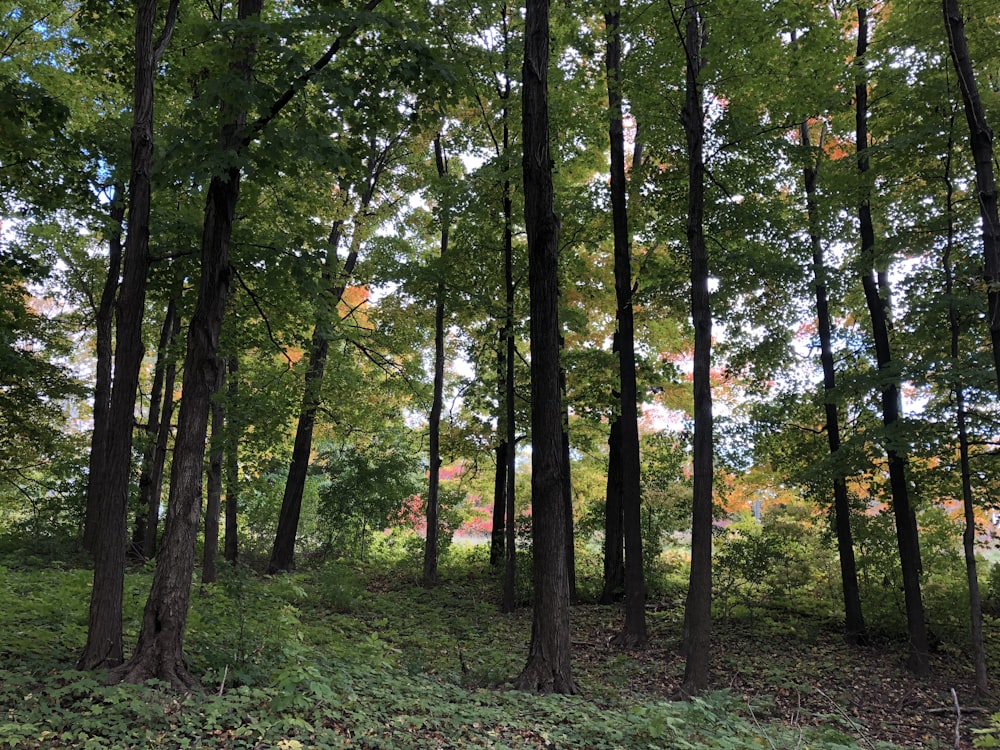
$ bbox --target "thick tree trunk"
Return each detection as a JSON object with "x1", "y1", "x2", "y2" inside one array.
[
  {"x1": 79, "y1": 0, "x2": 161, "y2": 671},
  {"x1": 514, "y1": 0, "x2": 575, "y2": 694},
  {"x1": 424, "y1": 132, "x2": 449, "y2": 587},
  {"x1": 601, "y1": 415, "x2": 624, "y2": 604},
  {"x1": 800, "y1": 121, "x2": 866, "y2": 645},
  {"x1": 855, "y1": 6, "x2": 929, "y2": 677},
  {"x1": 201, "y1": 364, "x2": 225, "y2": 585},
  {"x1": 678, "y1": 0, "x2": 713, "y2": 698},
  {"x1": 268, "y1": 222, "x2": 354, "y2": 574},
  {"x1": 942, "y1": 131, "x2": 990, "y2": 698},
  {"x1": 83, "y1": 186, "x2": 124, "y2": 553},
  {"x1": 943, "y1": 0, "x2": 1000, "y2": 396},
  {"x1": 132, "y1": 297, "x2": 178, "y2": 559},
  {"x1": 606, "y1": 1, "x2": 646, "y2": 648},
  {"x1": 224, "y1": 357, "x2": 240, "y2": 564}
]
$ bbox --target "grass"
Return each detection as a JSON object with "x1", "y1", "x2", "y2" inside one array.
[{"x1": 0, "y1": 546, "x2": 996, "y2": 749}]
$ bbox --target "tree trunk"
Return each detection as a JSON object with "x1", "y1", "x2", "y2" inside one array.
[
  {"x1": 606, "y1": 0, "x2": 646, "y2": 648},
  {"x1": 601, "y1": 415, "x2": 624, "y2": 604},
  {"x1": 514, "y1": 0, "x2": 575, "y2": 694},
  {"x1": 268, "y1": 222, "x2": 354, "y2": 574},
  {"x1": 560, "y1": 373, "x2": 576, "y2": 604},
  {"x1": 800, "y1": 120, "x2": 866, "y2": 645},
  {"x1": 79, "y1": 0, "x2": 164, "y2": 671},
  {"x1": 943, "y1": 0, "x2": 1000, "y2": 396},
  {"x1": 942, "y1": 124, "x2": 990, "y2": 698},
  {"x1": 424, "y1": 132, "x2": 449, "y2": 587},
  {"x1": 83, "y1": 185, "x2": 124, "y2": 553},
  {"x1": 132, "y1": 296, "x2": 178, "y2": 559},
  {"x1": 490, "y1": 396, "x2": 508, "y2": 567},
  {"x1": 143, "y1": 312, "x2": 180, "y2": 561},
  {"x1": 678, "y1": 0, "x2": 713, "y2": 698},
  {"x1": 855, "y1": 6, "x2": 929, "y2": 677},
  {"x1": 201, "y1": 363, "x2": 225, "y2": 585},
  {"x1": 224, "y1": 357, "x2": 240, "y2": 564}
]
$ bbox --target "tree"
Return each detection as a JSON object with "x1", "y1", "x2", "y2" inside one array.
[
  {"x1": 605, "y1": 0, "x2": 646, "y2": 648},
  {"x1": 854, "y1": 5, "x2": 929, "y2": 677},
  {"x1": 676, "y1": 0, "x2": 713, "y2": 698},
  {"x1": 514, "y1": 0, "x2": 576, "y2": 694},
  {"x1": 201, "y1": 360, "x2": 226, "y2": 585},
  {"x1": 943, "y1": 0, "x2": 1000, "y2": 397}
]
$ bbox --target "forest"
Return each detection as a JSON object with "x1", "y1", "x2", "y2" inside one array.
[{"x1": 2, "y1": 0, "x2": 1000, "y2": 746}]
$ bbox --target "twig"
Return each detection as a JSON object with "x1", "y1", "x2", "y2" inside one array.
[
  {"x1": 218, "y1": 664, "x2": 228, "y2": 696},
  {"x1": 814, "y1": 686, "x2": 877, "y2": 750},
  {"x1": 951, "y1": 687, "x2": 961, "y2": 750}
]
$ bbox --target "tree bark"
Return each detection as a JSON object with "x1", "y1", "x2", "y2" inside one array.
[
  {"x1": 678, "y1": 0, "x2": 713, "y2": 698},
  {"x1": 79, "y1": 0, "x2": 164, "y2": 671},
  {"x1": 514, "y1": 0, "x2": 576, "y2": 694},
  {"x1": 423, "y1": 132, "x2": 449, "y2": 587},
  {"x1": 800, "y1": 120, "x2": 866, "y2": 645},
  {"x1": 224, "y1": 357, "x2": 240, "y2": 564},
  {"x1": 855, "y1": 5, "x2": 929, "y2": 677},
  {"x1": 943, "y1": 0, "x2": 1000, "y2": 396},
  {"x1": 606, "y1": 0, "x2": 647, "y2": 648},
  {"x1": 132, "y1": 296, "x2": 179, "y2": 559},
  {"x1": 82, "y1": 185, "x2": 124, "y2": 553},
  {"x1": 601, "y1": 414, "x2": 624, "y2": 604},
  {"x1": 201, "y1": 363, "x2": 225, "y2": 585}
]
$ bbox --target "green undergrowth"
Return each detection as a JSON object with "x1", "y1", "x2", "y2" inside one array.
[{"x1": 0, "y1": 556, "x2": 919, "y2": 749}]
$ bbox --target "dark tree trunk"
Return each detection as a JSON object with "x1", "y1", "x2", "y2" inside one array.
[
  {"x1": 855, "y1": 6, "x2": 929, "y2": 677},
  {"x1": 143, "y1": 312, "x2": 180, "y2": 561},
  {"x1": 79, "y1": 0, "x2": 170, "y2": 671},
  {"x1": 514, "y1": 0, "x2": 575, "y2": 694},
  {"x1": 424, "y1": 132, "x2": 449, "y2": 587},
  {"x1": 560, "y1": 374, "x2": 576, "y2": 604},
  {"x1": 83, "y1": 185, "x2": 124, "y2": 553},
  {"x1": 800, "y1": 120, "x2": 866, "y2": 645},
  {"x1": 109, "y1": 0, "x2": 262, "y2": 689},
  {"x1": 943, "y1": 0, "x2": 1000, "y2": 396},
  {"x1": 268, "y1": 222, "x2": 354, "y2": 574},
  {"x1": 606, "y1": 1, "x2": 646, "y2": 648},
  {"x1": 132, "y1": 296, "x2": 179, "y2": 559},
  {"x1": 942, "y1": 126, "x2": 990, "y2": 698},
  {"x1": 201, "y1": 363, "x2": 225, "y2": 585},
  {"x1": 490, "y1": 403, "x2": 507, "y2": 567},
  {"x1": 678, "y1": 0, "x2": 713, "y2": 698},
  {"x1": 224, "y1": 357, "x2": 240, "y2": 564},
  {"x1": 601, "y1": 415, "x2": 624, "y2": 604}
]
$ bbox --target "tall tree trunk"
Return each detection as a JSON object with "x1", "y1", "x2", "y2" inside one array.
[
  {"x1": 83, "y1": 185, "x2": 124, "y2": 553},
  {"x1": 678, "y1": 0, "x2": 713, "y2": 698},
  {"x1": 201, "y1": 362, "x2": 226, "y2": 585},
  {"x1": 491, "y1": 355, "x2": 508, "y2": 567},
  {"x1": 224, "y1": 357, "x2": 240, "y2": 564},
  {"x1": 79, "y1": 0, "x2": 177, "y2": 671},
  {"x1": 132, "y1": 296, "x2": 179, "y2": 559},
  {"x1": 143, "y1": 311, "x2": 181, "y2": 561},
  {"x1": 109, "y1": 0, "x2": 263, "y2": 688},
  {"x1": 606, "y1": 0, "x2": 646, "y2": 648},
  {"x1": 943, "y1": 0, "x2": 1000, "y2": 396},
  {"x1": 855, "y1": 6, "x2": 929, "y2": 677},
  {"x1": 560, "y1": 364, "x2": 576, "y2": 604},
  {"x1": 268, "y1": 216, "x2": 364, "y2": 574},
  {"x1": 424, "y1": 132, "x2": 449, "y2": 587},
  {"x1": 601, "y1": 414, "x2": 624, "y2": 604},
  {"x1": 514, "y1": 0, "x2": 576, "y2": 694},
  {"x1": 942, "y1": 121, "x2": 990, "y2": 698},
  {"x1": 800, "y1": 120, "x2": 866, "y2": 645}
]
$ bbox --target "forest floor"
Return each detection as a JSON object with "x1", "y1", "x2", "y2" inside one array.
[{"x1": 1, "y1": 553, "x2": 997, "y2": 748}]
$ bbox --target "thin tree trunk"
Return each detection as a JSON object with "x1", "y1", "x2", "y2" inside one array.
[
  {"x1": 800, "y1": 120, "x2": 866, "y2": 645},
  {"x1": 606, "y1": 0, "x2": 646, "y2": 648},
  {"x1": 132, "y1": 296, "x2": 178, "y2": 559},
  {"x1": 79, "y1": 0, "x2": 175, "y2": 671},
  {"x1": 678, "y1": 0, "x2": 713, "y2": 698},
  {"x1": 201, "y1": 362, "x2": 225, "y2": 585},
  {"x1": 490, "y1": 371, "x2": 507, "y2": 567},
  {"x1": 424, "y1": 132, "x2": 449, "y2": 587},
  {"x1": 943, "y1": 0, "x2": 1000, "y2": 396},
  {"x1": 601, "y1": 414, "x2": 624, "y2": 604},
  {"x1": 224, "y1": 357, "x2": 240, "y2": 564},
  {"x1": 942, "y1": 120, "x2": 990, "y2": 698},
  {"x1": 514, "y1": 0, "x2": 575, "y2": 694},
  {"x1": 560, "y1": 368, "x2": 576, "y2": 604},
  {"x1": 855, "y1": 6, "x2": 929, "y2": 677},
  {"x1": 83, "y1": 185, "x2": 124, "y2": 553}
]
